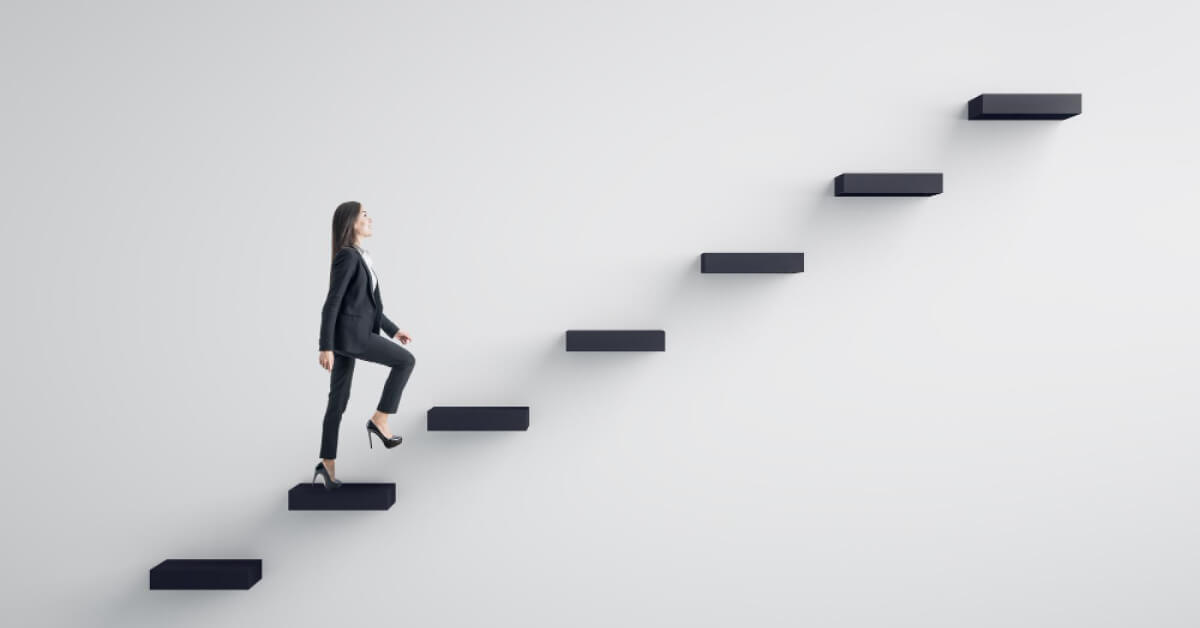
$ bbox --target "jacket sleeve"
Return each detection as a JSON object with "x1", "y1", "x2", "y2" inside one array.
[
  {"x1": 319, "y1": 248, "x2": 356, "y2": 351},
  {"x1": 381, "y1": 313, "x2": 399, "y2": 338}
]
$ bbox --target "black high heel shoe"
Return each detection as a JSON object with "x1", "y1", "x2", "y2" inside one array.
[
  {"x1": 366, "y1": 419, "x2": 403, "y2": 449},
  {"x1": 312, "y1": 461, "x2": 342, "y2": 491}
]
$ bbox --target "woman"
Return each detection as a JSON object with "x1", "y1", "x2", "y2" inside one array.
[{"x1": 314, "y1": 201, "x2": 416, "y2": 490}]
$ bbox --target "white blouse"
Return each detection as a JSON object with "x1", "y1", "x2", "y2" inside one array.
[{"x1": 353, "y1": 244, "x2": 378, "y2": 292}]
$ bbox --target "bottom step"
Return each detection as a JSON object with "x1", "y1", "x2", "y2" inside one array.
[
  {"x1": 288, "y1": 483, "x2": 396, "y2": 510},
  {"x1": 149, "y1": 559, "x2": 262, "y2": 590}
]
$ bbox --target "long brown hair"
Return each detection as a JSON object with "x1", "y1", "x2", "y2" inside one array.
[{"x1": 331, "y1": 201, "x2": 361, "y2": 260}]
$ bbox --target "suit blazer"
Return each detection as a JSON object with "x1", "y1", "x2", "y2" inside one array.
[{"x1": 319, "y1": 246, "x2": 400, "y2": 353}]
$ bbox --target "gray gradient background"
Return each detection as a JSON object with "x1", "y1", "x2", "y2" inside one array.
[{"x1": 2, "y1": 1, "x2": 1198, "y2": 626}]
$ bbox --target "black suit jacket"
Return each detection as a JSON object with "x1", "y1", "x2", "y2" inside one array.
[{"x1": 319, "y1": 246, "x2": 400, "y2": 353}]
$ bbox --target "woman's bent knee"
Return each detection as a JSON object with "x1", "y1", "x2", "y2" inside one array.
[{"x1": 390, "y1": 346, "x2": 414, "y2": 367}]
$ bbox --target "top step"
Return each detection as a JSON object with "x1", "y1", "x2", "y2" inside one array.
[{"x1": 968, "y1": 93, "x2": 1081, "y2": 119}]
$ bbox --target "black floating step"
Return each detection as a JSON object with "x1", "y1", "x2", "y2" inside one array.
[
  {"x1": 288, "y1": 483, "x2": 396, "y2": 510},
  {"x1": 149, "y1": 559, "x2": 262, "y2": 590},
  {"x1": 968, "y1": 93, "x2": 1081, "y2": 119},
  {"x1": 834, "y1": 173, "x2": 943, "y2": 197},
  {"x1": 428, "y1": 406, "x2": 530, "y2": 431},
  {"x1": 566, "y1": 330, "x2": 665, "y2": 351},
  {"x1": 701, "y1": 252, "x2": 804, "y2": 273}
]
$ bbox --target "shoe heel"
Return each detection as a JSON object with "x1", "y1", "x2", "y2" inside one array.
[
  {"x1": 368, "y1": 429, "x2": 374, "y2": 449},
  {"x1": 313, "y1": 462, "x2": 336, "y2": 491}
]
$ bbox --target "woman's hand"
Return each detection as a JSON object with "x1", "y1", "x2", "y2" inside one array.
[
  {"x1": 319, "y1": 350, "x2": 334, "y2": 371},
  {"x1": 393, "y1": 330, "x2": 413, "y2": 344}
]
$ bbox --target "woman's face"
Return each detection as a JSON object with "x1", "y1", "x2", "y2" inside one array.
[{"x1": 354, "y1": 207, "x2": 373, "y2": 240}]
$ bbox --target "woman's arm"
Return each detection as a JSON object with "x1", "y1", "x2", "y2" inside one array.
[
  {"x1": 319, "y1": 248, "x2": 356, "y2": 351},
  {"x1": 381, "y1": 313, "x2": 399, "y2": 338}
]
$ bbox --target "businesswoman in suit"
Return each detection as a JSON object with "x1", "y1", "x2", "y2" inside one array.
[{"x1": 314, "y1": 200, "x2": 416, "y2": 490}]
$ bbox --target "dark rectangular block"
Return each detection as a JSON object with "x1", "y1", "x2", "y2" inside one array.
[
  {"x1": 834, "y1": 173, "x2": 943, "y2": 196},
  {"x1": 149, "y1": 559, "x2": 262, "y2": 590},
  {"x1": 288, "y1": 483, "x2": 396, "y2": 510},
  {"x1": 701, "y1": 252, "x2": 804, "y2": 273},
  {"x1": 968, "y1": 93, "x2": 1081, "y2": 119},
  {"x1": 428, "y1": 406, "x2": 530, "y2": 431},
  {"x1": 565, "y1": 330, "x2": 665, "y2": 351}
]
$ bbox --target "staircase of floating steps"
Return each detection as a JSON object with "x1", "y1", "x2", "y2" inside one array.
[{"x1": 154, "y1": 91, "x2": 1080, "y2": 589}]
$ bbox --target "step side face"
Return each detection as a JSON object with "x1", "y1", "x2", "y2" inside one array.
[
  {"x1": 287, "y1": 483, "x2": 396, "y2": 510},
  {"x1": 700, "y1": 252, "x2": 804, "y2": 273},
  {"x1": 834, "y1": 173, "x2": 943, "y2": 196},
  {"x1": 149, "y1": 559, "x2": 262, "y2": 590},
  {"x1": 428, "y1": 406, "x2": 531, "y2": 430},
  {"x1": 565, "y1": 330, "x2": 666, "y2": 351},
  {"x1": 968, "y1": 93, "x2": 1081, "y2": 119}
]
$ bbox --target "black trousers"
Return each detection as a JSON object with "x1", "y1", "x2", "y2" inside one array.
[{"x1": 320, "y1": 334, "x2": 416, "y2": 459}]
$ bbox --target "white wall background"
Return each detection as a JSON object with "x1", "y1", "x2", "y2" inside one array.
[{"x1": 2, "y1": 1, "x2": 1198, "y2": 626}]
